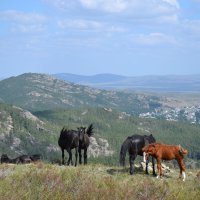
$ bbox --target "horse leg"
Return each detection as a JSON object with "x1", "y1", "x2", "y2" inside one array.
[
  {"x1": 152, "y1": 156, "x2": 156, "y2": 176},
  {"x1": 61, "y1": 149, "x2": 65, "y2": 165},
  {"x1": 145, "y1": 156, "x2": 149, "y2": 175},
  {"x1": 143, "y1": 152, "x2": 149, "y2": 174},
  {"x1": 177, "y1": 159, "x2": 186, "y2": 181},
  {"x1": 129, "y1": 154, "x2": 136, "y2": 175},
  {"x1": 156, "y1": 158, "x2": 162, "y2": 179},
  {"x1": 67, "y1": 149, "x2": 72, "y2": 165},
  {"x1": 79, "y1": 148, "x2": 82, "y2": 164},
  {"x1": 75, "y1": 147, "x2": 78, "y2": 167},
  {"x1": 84, "y1": 148, "x2": 87, "y2": 165}
]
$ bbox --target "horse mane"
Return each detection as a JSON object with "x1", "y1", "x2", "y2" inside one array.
[{"x1": 86, "y1": 124, "x2": 94, "y2": 137}]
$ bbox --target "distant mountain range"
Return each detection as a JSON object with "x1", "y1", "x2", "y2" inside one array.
[{"x1": 53, "y1": 73, "x2": 200, "y2": 92}]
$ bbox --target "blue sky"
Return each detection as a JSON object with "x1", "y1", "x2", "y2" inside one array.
[{"x1": 0, "y1": 0, "x2": 200, "y2": 78}]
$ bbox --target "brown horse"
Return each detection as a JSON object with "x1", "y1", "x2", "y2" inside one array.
[{"x1": 142, "y1": 143, "x2": 188, "y2": 181}]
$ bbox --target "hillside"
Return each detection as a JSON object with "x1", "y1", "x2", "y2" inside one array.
[
  {"x1": 1, "y1": 73, "x2": 200, "y2": 120},
  {"x1": 0, "y1": 103, "x2": 58, "y2": 159},
  {"x1": 54, "y1": 73, "x2": 200, "y2": 92},
  {"x1": 34, "y1": 107, "x2": 200, "y2": 164},
  {"x1": 0, "y1": 73, "x2": 200, "y2": 165},
  {"x1": 0, "y1": 163, "x2": 200, "y2": 200},
  {"x1": 0, "y1": 103, "x2": 114, "y2": 161},
  {"x1": 0, "y1": 73, "x2": 166, "y2": 114},
  {"x1": 1, "y1": 103, "x2": 200, "y2": 165}
]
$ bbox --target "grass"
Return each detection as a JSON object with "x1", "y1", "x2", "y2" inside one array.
[{"x1": 0, "y1": 162, "x2": 200, "y2": 200}]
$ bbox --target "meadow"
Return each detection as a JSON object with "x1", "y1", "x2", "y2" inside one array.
[{"x1": 0, "y1": 162, "x2": 200, "y2": 200}]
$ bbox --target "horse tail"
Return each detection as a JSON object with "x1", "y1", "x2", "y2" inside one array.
[
  {"x1": 86, "y1": 124, "x2": 94, "y2": 137},
  {"x1": 119, "y1": 139, "x2": 130, "y2": 166},
  {"x1": 59, "y1": 126, "x2": 68, "y2": 137},
  {"x1": 179, "y1": 145, "x2": 188, "y2": 155}
]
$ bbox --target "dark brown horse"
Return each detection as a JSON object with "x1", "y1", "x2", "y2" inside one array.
[
  {"x1": 120, "y1": 134, "x2": 156, "y2": 175},
  {"x1": 142, "y1": 143, "x2": 188, "y2": 181}
]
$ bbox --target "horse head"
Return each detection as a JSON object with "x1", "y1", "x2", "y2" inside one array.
[
  {"x1": 178, "y1": 145, "x2": 188, "y2": 155},
  {"x1": 144, "y1": 134, "x2": 156, "y2": 145},
  {"x1": 142, "y1": 144, "x2": 157, "y2": 155},
  {"x1": 77, "y1": 126, "x2": 86, "y2": 141}
]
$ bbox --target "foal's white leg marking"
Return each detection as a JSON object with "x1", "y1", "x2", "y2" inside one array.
[
  {"x1": 143, "y1": 152, "x2": 146, "y2": 162},
  {"x1": 182, "y1": 172, "x2": 186, "y2": 181},
  {"x1": 156, "y1": 175, "x2": 160, "y2": 179}
]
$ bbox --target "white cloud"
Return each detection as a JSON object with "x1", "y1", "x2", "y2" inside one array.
[
  {"x1": 43, "y1": 0, "x2": 77, "y2": 10},
  {"x1": 158, "y1": 14, "x2": 179, "y2": 24},
  {"x1": 79, "y1": 0, "x2": 127, "y2": 13},
  {"x1": 57, "y1": 18, "x2": 127, "y2": 33},
  {"x1": 44, "y1": 0, "x2": 180, "y2": 16},
  {"x1": 79, "y1": 0, "x2": 180, "y2": 14},
  {"x1": 132, "y1": 32, "x2": 177, "y2": 45},
  {"x1": 162, "y1": 0, "x2": 180, "y2": 8},
  {"x1": 0, "y1": 10, "x2": 47, "y2": 23},
  {"x1": 0, "y1": 10, "x2": 47, "y2": 33},
  {"x1": 58, "y1": 19, "x2": 103, "y2": 30},
  {"x1": 14, "y1": 24, "x2": 46, "y2": 33},
  {"x1": 182, "y1": 19, "x2": 200, "y2": 37}
]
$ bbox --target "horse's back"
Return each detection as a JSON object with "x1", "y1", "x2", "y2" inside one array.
[
  {"x1": 58, "y1": 129, "x2": 79, "y2": 149},
  {"x1": 149, "y1": 143, "x2": 183, "y2": 160}
]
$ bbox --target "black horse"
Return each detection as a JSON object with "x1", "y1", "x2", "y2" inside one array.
[
  {"x1": 58, "y1": 124, "x2": 94, "y2": 166},
  {"x1": 58, "y1": 127, "x2": 84, "y2": 166},
  {"x1": 119, "y1": 134, "x2": 156, "y2": 175},
  {"x1": 78, "y1": 124, "x2": 94, "y2": 164}
]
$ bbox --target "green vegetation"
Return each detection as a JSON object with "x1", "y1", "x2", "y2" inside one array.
[
  {"x1": 0, "y1": 103, "x2": 59, "y2": 159},
  {"x1": 1, "y1": 103, "x2": 200, "y2": 165},
  {"x1": 0, "y1": 73, "x2": 200, "y2": 165},
  {"x1": 0, "y1": 73, "x2": 200, "y2": 199},
  {"x1": 34, "y1": 107, "x2": 200, "y2": 165},
  {"x1": 0, "y1": 163, "x2": 200, "y2": 200}
]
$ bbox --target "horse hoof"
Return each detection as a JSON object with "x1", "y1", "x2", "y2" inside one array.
[{"x1": 153, "y1": 173, "x2": 157, "y2": 177}]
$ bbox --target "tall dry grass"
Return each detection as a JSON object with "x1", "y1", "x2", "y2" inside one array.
[{"x1": 0, "y1": 162, "x2": 200, "y2": 200}]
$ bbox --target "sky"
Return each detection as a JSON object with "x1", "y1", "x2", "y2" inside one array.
[{"x1": 0, "y1": 0, "x2": 200, "y2": 78}]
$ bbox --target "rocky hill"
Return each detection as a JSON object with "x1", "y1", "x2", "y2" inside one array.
[
  {"x1": 0, "y1": 73, "x2": 166, "y2": 114},
  {"x1": 1, "y1": 73, "x2": 200, "y2": 124},
  {"x1": 0, "y1": 103, "x2": 113, "y2": 160}
]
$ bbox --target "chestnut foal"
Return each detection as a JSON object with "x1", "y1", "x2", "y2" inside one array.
[{"x1": 142, "y1": 143, "x2": 188, "y2": 181}]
